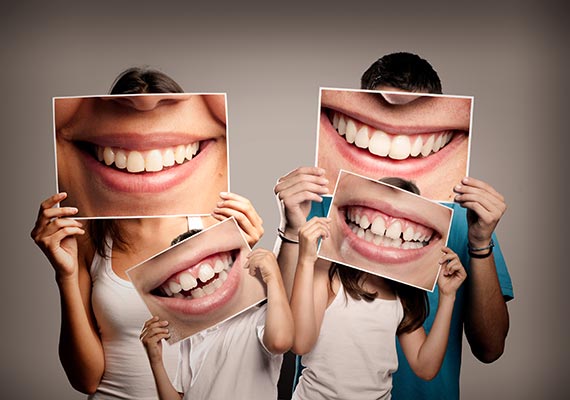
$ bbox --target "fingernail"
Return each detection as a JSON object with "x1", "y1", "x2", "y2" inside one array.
[
  {"x1": 217, "y1": 201, "x2": 224, "y2": 207},
  {"x1": 462, "y1": 177, "x2": 469, "y2": 183},
  {"x1": 454, "y1": 195, "x2": 461, "y2": 201},
  {"x1": 220, "y1": 191, "x2": 230, "y2": 197}
]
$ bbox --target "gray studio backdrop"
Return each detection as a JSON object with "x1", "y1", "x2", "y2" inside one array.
[{"x1": 2, "y1": 1, "x2": 566, "y2": 399}]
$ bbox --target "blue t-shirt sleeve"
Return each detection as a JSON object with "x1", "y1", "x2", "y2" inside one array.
[{"x1": 307, "y1": 195, "x2": 333, "y2": 220}]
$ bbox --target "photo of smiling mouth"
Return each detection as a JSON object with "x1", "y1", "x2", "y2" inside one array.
[
  {"x1": 337, "y1": 204, "x2": 442, "y2": 264},
  {"x1": 81, "y1": 141, "x2": 202, "y2": 173},
  {"x1": 328, "y1": 109, "x2": 465, "y2": 161},
  {"x1": 150, "y1": 250, "x2": 241, "y2": 314}
]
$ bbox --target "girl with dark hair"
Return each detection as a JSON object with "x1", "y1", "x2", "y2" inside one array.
[
  {"x1": 290, "y1": 178, "x2": 466, "y2": 400},
  {"x1": 31, "y1": 68, "x2": 263, "y2": 399}
]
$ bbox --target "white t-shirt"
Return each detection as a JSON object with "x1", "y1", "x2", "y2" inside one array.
[{"x1": 174, "y1": 304, "x2": 283, "y2": 400}]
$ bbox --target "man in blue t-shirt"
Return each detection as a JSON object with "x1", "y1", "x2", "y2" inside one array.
[{"x1": 274, "y1": 52, "x2": 513, "y2": 399}]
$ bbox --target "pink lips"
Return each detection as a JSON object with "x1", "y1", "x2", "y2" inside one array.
[
  {"x1": 152, "y1": 250, "x2": 242, "y2": 315},
  {"x1": 321, "y1": 111, "x2": 468, "y2": 179},
  {"x1": 337, "y1": 203, "x2": 442, "y2": 264},
  {"x1": 78, "y1": 137, "x2": 214, "y2": 193}
]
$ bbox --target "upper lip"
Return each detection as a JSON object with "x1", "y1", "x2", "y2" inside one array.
[{"x1": 75, "y1": 132, "x2": 206, "y2": 151}]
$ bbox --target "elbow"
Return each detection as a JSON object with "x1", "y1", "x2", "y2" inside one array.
[
  {"x1": 60, "y1": 356, "x2": 102, "y2": 394},
  {"x1": 291, "y1": 341, "x2": 313, "y2": 356},
  {"x1": 266, "y1": 335, "x2": 294, "y2": 355},
  {"x1": 65, "y1": 373, "x2": 99, "y2": 395},
  {"x1": 414, "y1": 367, "x2": 439, "y2": 382},
  {"x1": 472, "y1": 342, "x2": 505, "y2": 364}
]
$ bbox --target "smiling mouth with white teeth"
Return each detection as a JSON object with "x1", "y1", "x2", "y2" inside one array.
[
  {"x1": 329, "y1": 110, "x2": 458, "y2": 160},
  {"x1": 152, "y1": 250, "x2": 236, "y2": 301},
  {"x1": 343, "y1": 205, "x2": 438, "y2": 250},
  {"x1": 89, "y1": 142, "x2": 201, "y2": 173}
]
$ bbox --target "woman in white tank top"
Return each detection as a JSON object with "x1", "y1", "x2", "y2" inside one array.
[
  {"x1": 31, "y1": 68, "x2": 264, "y2": 398},
  {"x1": 290, "y1": 179, "x2": 468, "y2": 400}
]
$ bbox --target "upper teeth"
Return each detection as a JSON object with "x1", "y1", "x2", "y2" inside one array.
[
  {"x1": 159, "y1": 252, "x2": 234, "y2": 299},
  {"x1": 331, "y1": 111, "x2": 454, "y2": 160},
  {"x1": 96, "y1": 143, "x2": 200, "y2": 173},
  {"x1": 346, "y1": 206, "x2": 434, "y2": 249}
]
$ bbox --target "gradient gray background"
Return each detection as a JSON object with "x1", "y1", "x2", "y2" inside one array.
[{"x1": 2, "y1": 1, "x2": 566, "y2": 399}]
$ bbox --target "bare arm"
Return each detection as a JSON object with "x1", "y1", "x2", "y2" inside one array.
[
  {"x1": 454, "y1": 177, "x2": 510, "y2": 362},
  {"x1": 140, "y1": 317, "x2": 183, "y2": 400},
  {"x1": 399, "y1": 248, "x2": 466, "y2": 380},
  {"x1": 290, "y1": 218, "x2": 332, "y2": 355},
  {"x1": 244, "y1": 249, "x2": 294, "y2": 354},
  {"x1": 31, "y1": 193, "x2": 104, "y2": 393},
  {"x1": 273, "y1": 167, "x2": 329, "y2": 298}
]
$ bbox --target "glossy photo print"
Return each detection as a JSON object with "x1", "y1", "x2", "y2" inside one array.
[
  {"x1": 54, "y1": 93, "x2": 229, "y2": 218},
  {"x1": 317, "y1": 170, "x2": 453, "y2": 291},
  {"x1": 127, "y1": 217, "x2": 266, "y2": 343},
  {"x1": 316, "y1": 88, "x2": 472, "y2": 202}
]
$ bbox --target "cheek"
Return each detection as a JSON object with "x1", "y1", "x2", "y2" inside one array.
[
  {"x1": 55, "y1": 98, "x2": 83, "y2": 128},
  {"x1": 204, "y1": 95, "x2": 226, "y2": 124}
]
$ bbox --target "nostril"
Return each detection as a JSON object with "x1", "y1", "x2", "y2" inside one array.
[{"x1": 102, "y1": 95, "x2": 190, "y2": 111}]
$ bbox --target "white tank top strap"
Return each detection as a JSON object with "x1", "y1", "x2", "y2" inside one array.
[{"x1": 187, "y1": 215, "x2": 204, "y2": 230}]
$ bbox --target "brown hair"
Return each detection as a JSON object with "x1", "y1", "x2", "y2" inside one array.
[
  {"x1": 328, "y1": 176, "x2": 429, "y2": 335},
  {"x1": 88, "y1": 67, "x2": 185, "y2": 258}
]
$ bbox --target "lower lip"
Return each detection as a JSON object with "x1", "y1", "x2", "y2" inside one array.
[
  {"x1": 338, "y1": 208, "x2": 440, "y2": 264},
  {"x1": 80, "y1": 140, "x2": 214, "y2": 193},
  {"x1": 321, "y1": 112, "x2": 468, "y2": 179},
  {"x1": 153, "y1": 251, "x2": 242, "y2": 315}
]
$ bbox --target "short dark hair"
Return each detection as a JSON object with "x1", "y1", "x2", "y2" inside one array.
[
  {"x1": 379, "y1": 176, "x2": 421, "y2": 195},
  {"x1": 170, "y1": 229, "x2": 203, "y2": 246},
  {"x1": 110, "y1": 67, "x2": 184, "y2": 94},
  {"x1": 360, "y1": 52, "x2": 442, "y2": 94}
]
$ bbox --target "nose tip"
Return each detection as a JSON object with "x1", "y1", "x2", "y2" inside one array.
[
  {"x1": 103, "y1": 94, "x2": 191, "y2": 111},
  {"x1": 380, "y1": 92, "x2": 423, "y2": 105}
]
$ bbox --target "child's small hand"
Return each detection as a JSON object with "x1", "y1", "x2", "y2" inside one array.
[
  {"x1": 298, "y1": 217, "x2": 331, "y2": 265},
  {"x1": 437, "y1": 247, "x2": 467, "y2": 297},
  {"x1": 140, "y1": 316, "x2": 170, "y2": 365},
  {"x1": 211, "y1": 192, "x2": 264, "y2": 247},
  {"x1": 244, "y1": 248, "x2": 279, "y2": 284}
]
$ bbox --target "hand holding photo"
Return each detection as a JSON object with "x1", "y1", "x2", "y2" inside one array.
[
  {"x1": 54, "y1": 93, "x2": 229, "y2": 218},
  {"x1": 317, "y1": 170, "x2": 453, "y2": 291},
  {"x1": 127, "y1": 217, "x2": 266, "y2": 343},
  {"x1": 316, "y1": 88, "x2": 472, "y2": 202}
]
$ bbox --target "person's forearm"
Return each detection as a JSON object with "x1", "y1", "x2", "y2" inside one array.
[
  {"x1": 149, "y1": 360, "x2": 183, "y2": 400},
  {"x1": 290, "y1": 260, "x2": 319, "y2": 355},
  {"x1": 274, "y1": 237, "x2": 299, "y2": 300},
  {"x1": 57, "y1": 276, "x2": 105, "y2": 394},
  {"x1": 414, "y1": 294, "x2": 455, "y2": 380},
  {"x1": 263, "y1": 275, "x2": 294, "y2": 354},
  {"x1": 464, "y1": 254, "x2": 509, "y2": 363}
]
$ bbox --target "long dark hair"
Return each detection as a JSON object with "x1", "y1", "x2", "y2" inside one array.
[
  {"x1": 328, "y1": 177, "x2": 429, "y2": 335},
  {"x1": 88, "y1": 67, "x2": 184, "y2": 258}
]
